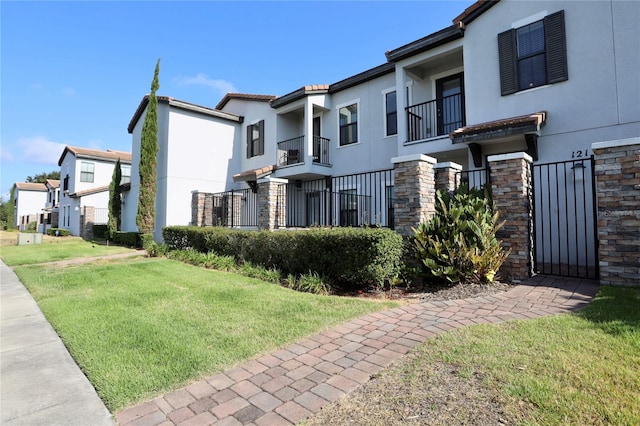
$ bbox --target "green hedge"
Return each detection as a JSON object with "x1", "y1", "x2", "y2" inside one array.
[
  {"x1": 163, "y1": 226, "x2": 404, "y2": 289},
  {"x1": 110, "y1": 231, "x2": 142, "y2": 248},
  {"x1": 93, "y1": 224, "x2": 108, "y2": 239},
  {"x1": 47, "y1": 228, "x2": 71, "y2": 237}
]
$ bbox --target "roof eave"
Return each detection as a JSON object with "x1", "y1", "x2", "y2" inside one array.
[{"x1": 385, "y1": 25, "x2": 464, "y2": 63}]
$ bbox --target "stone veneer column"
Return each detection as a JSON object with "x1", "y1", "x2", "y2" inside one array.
[
  {"x1": 257, "y1": 177, "x2": 288, "y2": 230},
  {"x1": 391, "y1": 154, "x2": 437, "y2": 237},
  {"x1": 488, "y1": 152, "x2": 534, "y2": 282},
  {"x1": 81, "y1": 206, "x2": 96, "y2": 239},
  {"x1": 433, "y1": 162, "x2": 462, "y2": 192},
  {"x1": 592, "y1": 138, "x2": 640, "y2": 287},
  {"x1": 191, "y1": 191, "x2": 208, "y2": 226}
]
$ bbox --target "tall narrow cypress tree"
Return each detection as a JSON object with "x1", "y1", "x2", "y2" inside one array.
[
  {"x1": 107, "y1": 158, "x2": 122, "y2": 236},
  {"x1": 137, "y1": 59, "x2": 160, "y2": 237}
]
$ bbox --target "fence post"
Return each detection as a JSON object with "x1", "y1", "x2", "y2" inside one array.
[
  {"x1": 191, "y1": 191, "x2": 206, "y2": 226},
  {"x1": 391, "y1": 154, "x2": 437, "y2": 237},
  {"x1": 592, "y1": 138, "x2": 640, "y2": 287},
  {"x1": 488, "y1": 152, "x2": 534, "y2": 282},
  {"x1": 82, "y1": 206, "x2": 96, "y2": 239},
  {"x1": 257, "y1": 177, "x2": 288, "y2": 230},
  {"x1": 433, "y1": 162, "x2": 463, "y2": 192}
]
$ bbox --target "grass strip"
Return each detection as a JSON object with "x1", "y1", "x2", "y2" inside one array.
[{"x1": 15, "y1": 258, "x2": 397, "y2": 412}]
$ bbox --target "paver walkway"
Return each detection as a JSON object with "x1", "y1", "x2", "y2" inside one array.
[{"x1": 117, "y1": 275, "x2": 598, "y2": 426}]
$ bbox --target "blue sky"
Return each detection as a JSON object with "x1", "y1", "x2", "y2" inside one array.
[{"x1": 1, "y1": 0, "x2": 469, "y2": 199}]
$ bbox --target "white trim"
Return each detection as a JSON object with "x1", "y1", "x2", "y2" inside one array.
[
  {"x1": 336, "y1": 99, "x2": 360, "y2": 147},
  {"x1": 257, "y1": 176, "x2": 288, "y2": 185},
  {"x1": 433, "y1": 162, "x2": 463, "y2": 171},
  {"x1": 512, "y1": 10, "x2": 548, "y2": 29},
  {"x1": 391, "y1": 154, "x2": 437, "y2": 165},
  {"x1": 592, "y1": 137, "x2": 640, "y2": 150},
  {"x1": 487, "y1": 152, "x2": 533, "y2": 163}
]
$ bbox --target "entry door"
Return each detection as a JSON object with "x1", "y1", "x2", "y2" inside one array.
[{"x1": 436, "y1": 73, "x2": 464, "y2": 135}]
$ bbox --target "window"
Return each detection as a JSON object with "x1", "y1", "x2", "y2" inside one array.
[
  {"x1": 80, "y1": 162, "x2": 94, "y2": 183},
  {"x1": 498, "y1": 10, "x2": 567, "y2": 95},
  {"x1": 339, "y1": 103, "x2": 358, "y2": 146},
  {"x1": 384, "y1": 91, "x2": 397, "y2": 136},
  {"x1": 246, "y1": 120, "x2": 265, "y2": 158},
  {"x1": 63, "y1": 174, "x2": 69, "y2": 192},
  {"x1": 339, "y1": 189, "x2": 358, "y2": 226},
  {"x1": 121, "y1": 165, "x2": 131, "y2": 184}
]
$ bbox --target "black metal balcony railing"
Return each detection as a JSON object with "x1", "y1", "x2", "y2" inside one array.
[
  {"x1": 406, "y1": 93, "x2": 465, "y2": 142},
  {"x1": 277, "y1": 135, "x2": 331, "y2": 167}
]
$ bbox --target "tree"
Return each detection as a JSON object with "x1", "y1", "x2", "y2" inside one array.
[
  {"x1": 136, "y1": 59, "x2": 160, "y2": 239},
  {"x1": 107, "y1": 158, "x2": 122, "y2": 236},
  {"x1": 26, "y1": 171, "x2": 60, "y2": 183},
  {"x1": 0, "y1": 186, "x2": 16, "y2": 230}
]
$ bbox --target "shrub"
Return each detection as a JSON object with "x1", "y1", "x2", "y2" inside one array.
[
  {"x1": 93, "y1": 224, "x2": 108, "y2": 239},
  {"x1": 162, "y1": 226, "x2": 403, "y2": 290},
  {"x1": 413, "y1": 186, "x2": 510, "y2": 284},
  {"x1": 110, "y1": 232, "x2": 141, "y2": 248},
  {"x1": 295, "y1": 272, "x2": 330, "y2": 295},
  {"x1": 47, "y1": 228, "x2": 70, "y2": 237}
]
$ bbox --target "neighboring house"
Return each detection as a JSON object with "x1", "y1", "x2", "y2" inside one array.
[
  {"x1": 13, "y1": 182, "x2": 48, "y2": 231},
  {"x1": 41, "y1": 179, "x2": 60, "y2": 232},
  {"x1": 58, "y1": 146, "x2": 132, "y2": 237},
  {"x1": 122, "y1": 0, "x2": 638, "y2": 276}
]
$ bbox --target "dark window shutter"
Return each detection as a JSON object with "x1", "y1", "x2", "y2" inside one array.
[
  {"x1": 544, "y1": 10, "x2": 568, "y2": 84},
  {"x1": 246, "y1": 125, "x2": 252, "y2": 158},
  {"x1": 257, "y1": 120, "x2": 265, "y2": 156},
  {"x1": 498, "y1": 29, "x2": 518, "y2": 96}
]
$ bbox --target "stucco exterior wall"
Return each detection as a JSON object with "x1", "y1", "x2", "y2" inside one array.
[{"x1": 14, "y1": 190, "x2": 47, "y2": 226}]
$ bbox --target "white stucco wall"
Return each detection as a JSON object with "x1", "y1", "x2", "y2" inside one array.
[
  {"x1": 14, "y1": 189, "x2": 47, "y2": 226},
  {"x1": 462, "y1": 0, "x2": 640, "y2": 164}
]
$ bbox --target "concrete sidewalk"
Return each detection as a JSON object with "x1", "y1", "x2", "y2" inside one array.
[{"x1": 0, "y1": 260, "x2": 114, "y2": 426}]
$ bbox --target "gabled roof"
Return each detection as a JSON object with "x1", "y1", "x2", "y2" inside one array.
[
  {"x1": 58, "y1": 146, "x2": 132, "y2": 166},
  {"x1": 215, "y1": 93, "x2": 277, "y2": 111},
  {"x1": 69, "y1": 185, "x2": 109, "y2": 198},
  {"x1": 453, "y1": 0, "x2": 500, "y2": 27},
  {"x1": 14, "y1": 182, "x2": 47, "y2": 192},
  {"x1": 270, "y1": 85, "x2": 330, "y2": 109},
  {"x1": 128, "y1": 95, "x2": 243, "y2": 134},
  {"x1": 45, "y1": 179, "x2": 60, "y2": 189}
]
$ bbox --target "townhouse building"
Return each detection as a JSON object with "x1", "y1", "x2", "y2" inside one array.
[
  {"x1": 13, "y1": 182, "x2": 48, "y2": 231},
  {"x1": 58, "y1": 146, "x2": 132, "y2": 237},
  {"x1": 122, "y1": 0, "x2": 639, "y2": 279}
]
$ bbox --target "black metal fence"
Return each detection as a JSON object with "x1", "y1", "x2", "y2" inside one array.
[
  {"x1": 532, "y1": 158, "x2": 598, "y2": 278},
  {"x1": 456, "y1": 168, "x2": 490, "y2": 191},
  {"x1": 282, "y1": 169, "x2": 395, "y2": 228},
  {"x1": 209, "y1": 188, "x2": 258, "y2": 228},
  {"x1": 406, "y1": 93, "x2": 464, "y2": 142}
]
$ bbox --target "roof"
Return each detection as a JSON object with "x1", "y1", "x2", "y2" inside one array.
[
  {"x1": 45, "y1": 179, "x2": 60, "y2": 189},
  {"x1": 450, "y1": 111, "x2": 547, "y2": 144},
  {"x1": 270, "y1": 85, "x2": 330, "y2": 109},
  {"x1": 58, "y1": 146, "x2": 132, "y2": 166},
  {"x1": 14, "y1": 182, "x2": 47, "y2": 192},
  {"x1": 233, "y1": 165, "x2": 276, "y2": 182},
  {"x1": 128, "y1": 95, "x2": 243, "y2": 133},
  {"x1": 385, "y1": 24, "x2": 465, "y2": 62},
  {"x1": 69, "y1": 185, "x2": 109, "y2": 198},
  {"x1": 453, "y1": 0, "x2": 500, "y2": 27},
  {"x1": 215, "y1": 93, "x2": 277, "y2": 111},
  {"x1": 329, "y1": 63, "x2": 395, "y2": 94}
]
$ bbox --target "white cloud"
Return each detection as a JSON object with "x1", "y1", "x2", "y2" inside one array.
[
  {"x1": 175, "y1": 73, "x2": 237, "y2": 95},
  {"x1": 17, "y1": 136, "x2": 67, "y2": 165}
]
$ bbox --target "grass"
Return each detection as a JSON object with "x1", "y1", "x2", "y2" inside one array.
[
  {"x1": 14, "y1": 257, "x2": 398, "y2": 412},
  {"x1": 0, "y1": 231, "x2": 135, "y2": 266},
  {"x1": 304, "y1": 285, "x2": 640, "y2": 425}
]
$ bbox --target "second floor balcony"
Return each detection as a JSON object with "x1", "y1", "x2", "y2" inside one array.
[
  {"x1": 277, "y1": 135, "x2": 330, "y2": 167},
  {"x1": 406, "y1": 93, "x2": 465, "y2": 143}
]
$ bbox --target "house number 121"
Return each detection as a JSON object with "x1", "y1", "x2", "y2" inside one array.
[{"x1": 572, "y1": 149, "x2": 589, "y2": 159}]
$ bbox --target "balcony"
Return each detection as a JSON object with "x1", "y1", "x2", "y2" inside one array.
[
  {"x1": 277, "y1": 135, "x2": 330, "y2": 167},
  {"x1": 406, "y1": 93, "x2": 465, "y2": 142}
]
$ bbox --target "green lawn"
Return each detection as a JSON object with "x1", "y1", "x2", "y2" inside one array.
[
  {"x1": 404, "y1": 286, "x2": 640, "y2": 424},
  {"x1": 14, "y1": 258, "x2": 398, "y2": 412},
  {"x1": 0, "y1": 237, "x2": 135, "y2": 266}
]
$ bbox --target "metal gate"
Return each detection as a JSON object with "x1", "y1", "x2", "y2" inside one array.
[{"x1": 532, "y1": 157, "x2": 598, "y2": 278}]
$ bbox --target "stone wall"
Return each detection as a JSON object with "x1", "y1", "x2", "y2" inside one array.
[
  {"x1": 81, "y1": 206, "x2": 96, "y2": 239},
  {"x1": 392, "y1": 155, "x2": 437, "y2": 237},
  {"x1": 488, "y1": 152, "x2": 534, "y2": 282},
  {"x1": 592, "y1": 138, "x2": 640, "y2": 287},
  {"x1": 434, "y1": 162, "x2": 462, "y2": 193},
  {"x1": 257, "y1": 177, "x2": 287, "y2": 230}
]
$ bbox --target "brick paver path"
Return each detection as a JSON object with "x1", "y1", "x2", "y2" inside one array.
[{"x1": 117, "y1": 276, "x2": 598, "y2": 426}]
